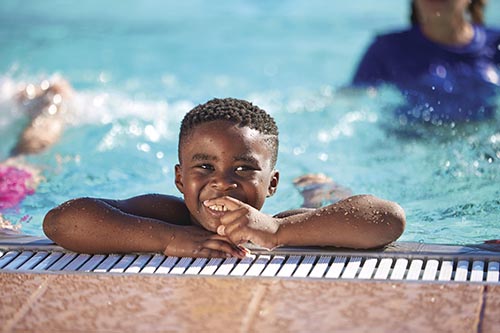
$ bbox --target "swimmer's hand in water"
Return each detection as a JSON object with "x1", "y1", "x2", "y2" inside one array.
[
  {"x1": 204, "y1": 196, "x2": 280, "y2": 251},
  {"x1": 293, "y1": 173, "x2": 352, "y2": 208}
]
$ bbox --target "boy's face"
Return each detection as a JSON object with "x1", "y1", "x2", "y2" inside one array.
[{"x1": 175, "y1": 120, "x2": 279, "y2": 232}]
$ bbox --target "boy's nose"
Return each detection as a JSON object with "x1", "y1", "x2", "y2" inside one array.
[{"x1": 210, "y1": 174, "x2": 238, "y2": 192}]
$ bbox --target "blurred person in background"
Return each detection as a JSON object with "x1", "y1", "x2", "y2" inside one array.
[
  {"x1": 352, "y1": 0, "x2": 500, "y2": 125},
  {"x1": 0, "y1": 77, "x2": 73, "y2": 233}
]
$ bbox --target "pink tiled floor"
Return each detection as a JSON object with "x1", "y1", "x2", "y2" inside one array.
[{"x1": 1, "y1": 272, "x2": 499, "y2": 333}]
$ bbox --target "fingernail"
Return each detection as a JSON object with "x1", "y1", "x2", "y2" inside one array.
[
  {"x1": 217, "y1": 225, "x2": 226, "y2": 236},
  {"x1": 238, "y1": 246, "x2": 249, "y2": 254}
]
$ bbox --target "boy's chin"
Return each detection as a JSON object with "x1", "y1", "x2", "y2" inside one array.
[{"x1": 192, "y1": 216, "x2": 219, "y2": 233}]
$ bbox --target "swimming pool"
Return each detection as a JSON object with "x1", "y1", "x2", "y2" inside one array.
[{"x1": 1, "y1": 0, "x2": 499, "y2": 244}]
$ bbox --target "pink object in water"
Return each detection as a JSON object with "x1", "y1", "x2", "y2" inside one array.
[{"x1": 0, "y1": 165, "x2": 35, "y2": 210}]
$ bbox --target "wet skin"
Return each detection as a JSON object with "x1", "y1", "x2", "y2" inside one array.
[{"x1": 175, "y1": 120, "x2": 279, "y2": 233}]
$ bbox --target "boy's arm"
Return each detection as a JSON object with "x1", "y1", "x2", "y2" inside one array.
[
  {"x1": 274, "y1": 194, "x2": 405, "y2": 249},
  {"x1": 206, "y1": 194, "x2": 405, "y2": 250},
  {"x1": 43, "y1": 194, "x2": 245, "y2": 257}
]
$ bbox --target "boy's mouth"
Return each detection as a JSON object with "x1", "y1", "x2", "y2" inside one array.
[{"x1": 207, "y1": 203, "x2": 228, "y2": 212}]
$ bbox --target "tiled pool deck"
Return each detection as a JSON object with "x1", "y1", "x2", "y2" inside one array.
[{"x1": 2, "y1": 234, "x2": 500, "y2": 333}]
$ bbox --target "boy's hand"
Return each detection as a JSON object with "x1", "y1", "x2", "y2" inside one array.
[
  {"x1": 164, "y1": 225, "x2": 247, "y2": 258},
  {"x1": 203, "y1": 196, "x2": 280, "y2": 250}
]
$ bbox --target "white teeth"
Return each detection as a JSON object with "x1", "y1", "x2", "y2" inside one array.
[{"x1": 209, "y1": 204, "x2": 228, "y2": 212}]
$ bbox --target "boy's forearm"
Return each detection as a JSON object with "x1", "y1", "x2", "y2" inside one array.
[
  {"x1": 43, "y1": 197, "x2": 175, "y2": 254},
  {"x1": 275, "y1": 195, "x2": 405, "y2": 249}
]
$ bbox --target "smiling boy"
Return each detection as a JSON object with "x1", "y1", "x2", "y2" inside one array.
[{"x1": 43, "y1": 98, "x2": 405, "y2": 258}]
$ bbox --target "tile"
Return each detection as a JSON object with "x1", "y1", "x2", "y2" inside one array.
[
  {"x1": 482, "y1": 284, "x2": 500, "y2": 333},
  {"x1": 0, "y1": 272, "x2": 494, "y2": 333},
  {"x1": 11, "y1": 273, "x2": 262, "y2": 333},
  {"x1": 250, "y1": 280, "x2": 485, "y2": 333},
  {"x1": 0, "y1": 273, "x2": 52, "y2": 327}
]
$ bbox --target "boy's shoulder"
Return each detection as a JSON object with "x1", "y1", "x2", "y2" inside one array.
[{"x1": 117, "y1": 193, "x2": 192, "y2": 226}]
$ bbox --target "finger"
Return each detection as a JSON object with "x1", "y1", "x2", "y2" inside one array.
[
  {"x1": 219, "y1": 206, "x2": 249, "y2": 226},
  {"x1": 221, "y1": 215, "x2": 252, "y2": 245},
  {"x1": 204, "y1": 196, "x2": 247, "y2": 211},
  {"x1": 217, "y1": 225, "x2": 226, "y2": 236},
  {"x1": 208, "y1": 234, "x2": 252, "y2": 255},
  {"x1": 202, "y1": 239, "x2": 246, "y2": 258},
  {"x1": 194, "y1": 248, "x2": 232, "y2": 258}
]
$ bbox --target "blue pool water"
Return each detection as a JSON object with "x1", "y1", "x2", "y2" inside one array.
[{"x1": 1, "y1": 0, "x2": 500, "y2": 244}]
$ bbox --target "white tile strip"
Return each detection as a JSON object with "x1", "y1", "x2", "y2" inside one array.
[
  {"x1": 487, "y1": 261, "x2": 499, "y2": 282},
  {"x1": 108, "y1": 254, "x2": 137, "y2": 273},
  {"x1": 293, "y1": 255, "x2": 316, "y2": 278},
  {"x1": 261, "y1": 255, "x2": 286, "y2": 277},
  {"x1": 438, "y1": 260, "x2": 454, "y2": 281},
  {"x1": 373, "y1": 258, "x2": 393, "y2": 280},
  {"x1": 406, "y1": 259, "x2": 424, "y2": 280},
  {"x1": 184, "y1": 258, "x2": 208, "y2": 275},
  {"x1": 454, "y1": 260, "x2": 470, "y2": 281},
  {"x1": 470, "y1": 261, "x2": 485, "y2": 282},
  {"x1": 214, "y1": 257, "x2": 238, "y2": 276},
  {"x1": 48, "y1": 252, "x2": 78, "y2": 271},
  {"x1": 246, "y1": 255, "x2": 271, "y2": 277},
  {"x1": 125, "y1": 254, "x2": 154, "y2": 273},
  {"x1": 3, "y1": 251, "x2": 33, "y2": 270},
  {"x1": 32, "y1": 252, "x2": 64, "y2": 271},
  {"x1": 78, "y1": 254, "x2": 106, "y2": 272},
  {"x1": 141, "y1": 254, "x2": 167, "y2": 274},
  {"x1": 422, "y1": 259, "x2": 439, "y2": 281},
  {"x1": 169, "y1": 257, "x2": 193, "y2": 275},
  {"x1": 325, "y1": 256, "x2": 347, "y2": 279},
  {"x1": 155, "y1": 256, "x2": 179, "y2": 274},
  {"x1": 358, "y1": 258, "x2": 378, "y2": 280},
  {"x1": 199, "y1": 258, "x2": 223, "y2": 276},
  {"x1": 341, "y1": 257, "x2": 362, "y2": 279},
  {"x1": 230, "y1": 255, "x2": 256, "y2": 276},
  {"x1": 277, "y1": 255, "x2": 301, "y2": 277},
  {"x1": 93, "y1": 254, "x2": 123, "y2": 273},
  {"x1": 309, "y1": 255, "x2": 332, "y2": 278},
  {"x1": 18, "y1": 251, "x2": 49, "y2": 270},
  {"x1": 0, "y1": 251, "x2": 21, "y2": 269},
  {"x1": 390, "y1": 258, "x2": 408, "y2": 280},
  {"x1": 3, "y1": 248, "x2": 500, "y2": 284},
  {"x1": 63, "y1": 254, "x2": 91, "y2": 271}
]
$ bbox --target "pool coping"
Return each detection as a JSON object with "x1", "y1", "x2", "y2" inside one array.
[{"x1": 2, "y1": 233, "x2": 500, "y2": 259}]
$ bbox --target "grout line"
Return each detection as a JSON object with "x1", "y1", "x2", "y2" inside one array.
[
  {"x1": 3, "y1": 275, "x2": 53, "y2": 333},
  {"x1": 240, "y1": 284, "x2": 267, "y2": 333},
  {"x1": 476, "y1": 285, "x2": 488, "y2": 333}
]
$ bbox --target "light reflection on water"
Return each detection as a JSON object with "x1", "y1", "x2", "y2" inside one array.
[
  {"x1": 0, "y1": 0, "x2": 499, "y2": 244},
  {"x1": 1, "y1": 80, "x2": 498, "y2": 244}
]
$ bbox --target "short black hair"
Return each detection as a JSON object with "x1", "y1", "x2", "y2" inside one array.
[{"x1": 179, "y1": 98, "x2": 279, "y2": 167}]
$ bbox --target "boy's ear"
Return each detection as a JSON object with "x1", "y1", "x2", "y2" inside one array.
[
  {"x1": 267, "y1": 170, "x2": 280, "y2": 197},
  {"x1": 174, "y1": 164, "x2": 184, "y2": 194}
]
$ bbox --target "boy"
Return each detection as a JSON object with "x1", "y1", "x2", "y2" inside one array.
[{"x1": 43, "y1": 98, "x2": 406, "y2": 258}]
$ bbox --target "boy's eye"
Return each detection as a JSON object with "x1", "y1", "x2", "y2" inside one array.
[
  {"x1": 235, "y1": 165, "x2": 257, "y2": 173},
  {"x1": 196, "y1": 164, "x2": 214, "y2": 171}
]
